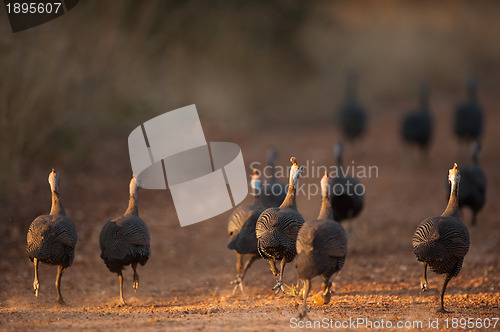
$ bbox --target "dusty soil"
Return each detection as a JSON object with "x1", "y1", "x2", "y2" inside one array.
[{"x1": 0, "y1": 94, "x2": 499, "y2": 331}]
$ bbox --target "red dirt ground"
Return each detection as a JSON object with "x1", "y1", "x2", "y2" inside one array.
[{"x1": 0, "y1": 93, "x2": 499, "y2": 331}]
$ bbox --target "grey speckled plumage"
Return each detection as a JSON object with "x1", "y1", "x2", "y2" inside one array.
[
  {"x1": 296, "y1": 172, "x2": 347, "y2": 319},
  {"x1": 402, "y1": 83, "x2": 433, "y2": 152},
  {"x1": 329, "y1": 142, "x2": 364, "y2": 223},
  {"x1": 261, "y1": 147, "x2": 288, "y2": 208},
  {"x1": 100, "y1": 175, "x2": 151, "y2": 306},
  {"x1": 413, "y1": 164, "x2": 470, "y2": 313},
  {"x1": 26, "y1": 169, "x2": 77, "y2": 304},
  {"x1": 338, "y1": 71, "x2": 367, "y2": 143},
  {"x1": 450, "y1": 142, "x2": 486, "y2": 226},
  {"x1": 227, "y1": 169, "x2": 265, "y2": 294},
  {"x1": 454, "y1": 78, "x2": 483, "y2": 143},
  {"x1": 256, "y1": 157, "x2": 305, "y2": 294}
]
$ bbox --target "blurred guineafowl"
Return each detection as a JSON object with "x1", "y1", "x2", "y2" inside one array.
[
  {"x1": 261, "y1": 147, "x2": 287, "y2": 208},
  {"x1": 227, "y1": 169, "x2": 265, "y2": 294},
  {"x1": 402, "y1": 83, "x2": 433, "y2": 153},
  {"x1": 338, "y1": 71, "x2": 367, "y2": 144},
  {"x1": 451, "y1": 142, "x2": 487, "y2": 226},
  {"x1": 413, "y1": 163, "x2": 470, "y2": 313},
  {"x1": 100, "y1": 175, "x2": 151, "y2": 306},
  {"x1": 256, "y1": 157, "x2": 305, "y2": 294},
  {"x1": 454, "y1": 78, "x2": 483, "y2": 145},
  {"x1": 296, "y1": 172, "x2": 348, "y2": 319},
  {"x1": 26, "y1": 169, "x2": 78, "y2": 304},
  {"x1": 330, "y1": 142, "x2": 364, "y2": 224}
]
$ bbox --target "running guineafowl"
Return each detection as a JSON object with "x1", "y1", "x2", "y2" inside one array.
[
  {"x1": 256, "y1": 157, "x2": 305, "y2": 294},
  {"x1": 402, "y1": 83, "x2": 433, "y2": 154},
  {"x1": 227, "y1": 169, "x2": 265, "y2": 294},
  {"x1": 296, "y1": 172, "x2": 348, "y2": 319},
  {"x1": 337, "y1": 71, "x2": 367, "y2": 145},
  {"x1": 451, "y1": 142, "x2": 487, "y2": 226},
  {"x1": 100, "y1": 175, "x2": 151, "y2": 306},
  {"x1": 413, "y1": 163, "x2": 470, "y2": 313},
  {"x1": 26, "y1": 169, "x2": 78, "y2": 304},
  {"x1": 330, "y1": 142, "x2": 364, "y2": 225},
  {"x1": 454, "y1": 78, "x2": 483, "y2": 145},
  {"x1": 261, "y1": 147, "x2": 287, "y2": 208}
]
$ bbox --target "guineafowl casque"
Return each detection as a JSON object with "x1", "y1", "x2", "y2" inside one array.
[
  {"x1": 413, "y1": 163, "x2": 470, "y2": 313},
  {"x1": 296, "y1": 172, "x2": 347, "y2": 319},
  {"x1": 256, "y1": 157, "x2": 305, "y2": 294},
  {"x1": 338, "y1": 71, "x2": 367, "y2": 144},
  {"x1": 329, "y1": 142, "x2": 364, "y2": 225},
  {"x1": 26, "y1": 169, "x2": 78, "y2": 304},
  {"x1": 454, "y1": 78, "x2": 483, "y2": 145},
  {"x1": 100, "y1": 175, "x2": 151, "y2": 306},
  {"x1": 402, "y1": 83, "x2": 433, "y2": 154},
  {"x1": 261, "y1": 147, "x2": 287, "y2": 208},
  {"x1": 451, "y1": 142, "x2": 487, "y2": 226},
  {"x1": 227, "y1": 169, "x2": 265, "y2": 294}
]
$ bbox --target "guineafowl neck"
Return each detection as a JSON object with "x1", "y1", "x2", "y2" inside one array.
[
  {"x1": 442, "y1": 181, "x2": 460, "y2": 219},
  {"x1": 280, "y1": 188, "x2": 297, "y2": 210},
  {"x1": 124, "y1": 196, "x2": 139, "y2": 216},
  {"x1": 50, "y1": 191, "x2": 66, "y2": 216},
  {"x1": 317, "y1": 196, "x2": 333, "y2": 220}
]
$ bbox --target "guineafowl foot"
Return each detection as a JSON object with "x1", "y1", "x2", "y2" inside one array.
[
  {"x1": 133, "y1": 279, "x2": 139, "y2": 292},
  {"x1": 273, "y1": 280, "x2": 285, "y2": 294},
  {"x1": 436, "y1": 307, "x2": 452, "y2": 314},
  {"x1": 56, "y1": 298, "x2": 66, "y2": 306},
  {"x1": 230, "y1": 277, "x2": 244, "y2": 295},
  {"x1": 420, "y1": 280, "x2": 427, "y2": 291},
  {"x1": 33, "y1": 280, "x2": 39, "y2": 297},
  {"x1": 116, "y1": 299, "x2": 127, "y2": 307},
  {"x1": 297, "y1": 307, "x2": 310, "y2": 321}
]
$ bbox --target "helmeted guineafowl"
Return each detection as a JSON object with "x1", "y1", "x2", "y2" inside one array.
[
  {"x1": 329, "y1": 142, "x2": 364, "y2": 224},
  {"x1": 256, "y1": 157, "x2": 305, "y2": 294},
  {"x1": 338, "y1": 71, "x2": 367, "y2": 144},
  {"x1": 454, "y1": 78, "x2": 483, "y2": 144},
  {"x1": 402, "y1": 83, "x2": 433, "y2": 153},
  {"x1": 261, "y1": 147, "x2": 287, "y2": 208},
  {"x1": 451, "y1": 142, "x2": 487, "y2": 226},
  {"x1": 296, "y1": 172, "x2": 347, "y2": 319},
  {"x1": 100, "y1": 175, "x2": 151, "y2": 306},
  {"x1": 26, "y1": 169, "x2": 78, "y2": 304},
  {"x1": 413, "y1": 163, "x2": 470, "y2": 313},
  {"x1": 227, "y1": 169, "x2": 265, "y2": 294}
]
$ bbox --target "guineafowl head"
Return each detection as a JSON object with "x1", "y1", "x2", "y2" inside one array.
[
  {"x1": 48, "y1": 169, "x2": 60, "y2": 195},
  {"x1": 130, "y1": 175, "x2": 141, "y2": 200},
  {"x1": 250, "y1": 169, "x2": 262, "y2": 196},
  {"x1": 448, "y1": 163, "x2": 460, "y2": 185},
  {"x1": 320, "y1": 171, "x2": 330, "y2": 198},
  {"x1": 289, "y1": 157, "x2": 303, "y2": 189}
]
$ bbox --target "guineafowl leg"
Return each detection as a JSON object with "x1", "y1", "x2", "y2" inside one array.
[
  {"x1": 420, "y1": 263, "x2": 428, "y2": 291},
  {"x1": 117, "y1": 271, "x2": 126, "y2": 306},
  {"x1": 33, "y1": 258, "x2": 39, "y2": 297},
  {"x1": 231, "y1": 254, "x2": 259, "y2": 295},
  {"x1": 132, "y1": 262, "x2": 139, "y2": 292},
  {"x1": 298, "y1": 279, "x2": 311, "y2": 320},
  {"x1": 437, "y1": 274, "x2": 453, "y2": 313},
  {"x1": 55, "y1": 265, "x2": 66, "y2": 305},
  {"x1": 272, "y1": 258, "x2": 287, "y2": 294},
  {"x1": 471, "y1": 212, "x2": 477, "y2": 226},
  {"x1": 235, "y1": 253, "x2": 243, "y2": 275},
  {"x1": 321, "y1": 276, "x2": 333, "y2": 304}
]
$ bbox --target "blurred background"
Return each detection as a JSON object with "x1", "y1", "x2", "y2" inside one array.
[{"x1": 1, "y1": 0, "x2": 499, "y2": 289}]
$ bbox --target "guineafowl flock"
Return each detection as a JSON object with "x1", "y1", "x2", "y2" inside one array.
[{"x1": 25, "y1": 77, "x2": 488, "y2": 321}]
